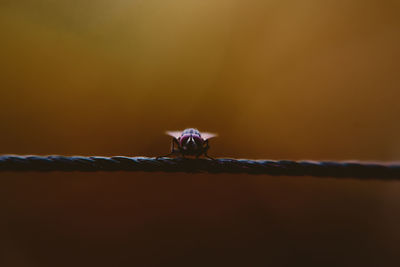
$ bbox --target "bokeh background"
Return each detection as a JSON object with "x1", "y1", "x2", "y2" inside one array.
[{"x1": 1, "y1": 0, "x2": 400, "y2": 266}]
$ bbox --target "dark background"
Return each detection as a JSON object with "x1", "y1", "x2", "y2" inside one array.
[{"x1": 1, "y1": 1, "x2": 400, "y2": 266}]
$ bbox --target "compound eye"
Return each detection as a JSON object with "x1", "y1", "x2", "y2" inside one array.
[
  {"x1": 179, "y1": 135, "x2": 191, "y2": 147},
  {"x1": 192, "y1": 136, "x2": 203, "y2": 146},
  {"x1": 180, "y1": 136, "x2": 189, "y2": 145},
  {"x1": 180, "y1": 135, "x2": 203, "y2": 148}
]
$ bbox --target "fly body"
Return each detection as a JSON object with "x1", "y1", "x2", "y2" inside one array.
[{"x1": 158, "y1": 128, "x2": 217, "y2": 159}]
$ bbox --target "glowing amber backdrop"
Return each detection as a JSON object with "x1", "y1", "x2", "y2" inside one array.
[{"x1": 1, "y1": 1, "x2": 400, "y2": 266}]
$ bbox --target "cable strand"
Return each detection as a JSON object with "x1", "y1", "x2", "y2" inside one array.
[{"x1": 0, "y1": 155, "x2": 399, "y2": 180}]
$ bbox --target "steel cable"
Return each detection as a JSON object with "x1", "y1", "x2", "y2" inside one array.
[{"x1": 0, "y1": 155, "x2": 399, "y2": 180}]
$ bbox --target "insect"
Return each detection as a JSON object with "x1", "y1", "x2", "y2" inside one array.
[{"x1": 158, "y1": 128, "x2": 217, "y2": 159}]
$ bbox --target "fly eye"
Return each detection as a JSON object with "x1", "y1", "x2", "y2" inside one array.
[
  {"x1": 180, "y1": 136, "x2": 189, "y2": 144},
  {"x1": 195, "y1": 138, "x2": 203, "y2": 146},
  {"x1": 191, "y1": 136, "x2": 203, "y2": 146},
  {"x1": 180, "y1": 135, "x2": 202, "y2": 148}
]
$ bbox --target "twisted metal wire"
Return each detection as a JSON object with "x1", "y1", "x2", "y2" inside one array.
[{"x1": 0, "y1": 155, "x2": 399, "y2": 180}]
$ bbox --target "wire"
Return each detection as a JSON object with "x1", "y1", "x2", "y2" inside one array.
[{"x1": 0, "y1": 155, "x2": 399, "y2": 180}]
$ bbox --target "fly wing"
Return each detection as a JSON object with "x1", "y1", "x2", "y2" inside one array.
[
  {"x1": 165, "y1": 131, "x2": 182, "y2": 139},
  {"x1": 201, "y1": 132, "x2": 218, "y2": 140}
]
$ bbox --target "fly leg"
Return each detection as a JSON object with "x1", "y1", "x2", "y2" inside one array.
[
  {"x1": 157, "y1": 138, "x2": 180, "y2": 159},
  {"x1": 203, "y1": 140, "x2": 215, "y2": 160}
]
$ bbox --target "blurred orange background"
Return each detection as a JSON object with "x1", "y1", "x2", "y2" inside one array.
[{"x1": 1, "y1": 1, "x2": 400, "y2": 266}]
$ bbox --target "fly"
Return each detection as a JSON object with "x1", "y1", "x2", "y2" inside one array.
[{"x1": 158, "y1": 128, "x2": 217, "y2": 159}]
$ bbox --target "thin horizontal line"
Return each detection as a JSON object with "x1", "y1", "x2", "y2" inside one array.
[{"x1": 0, "y1": 155, "x2": 399, "y2": 180}]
